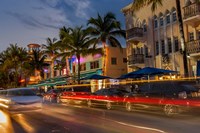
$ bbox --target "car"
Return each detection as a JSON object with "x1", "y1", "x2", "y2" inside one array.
[
  {"x1": 57, "y1": 86, "x2": 91, "y2": 104},
  {"x1": 43, "y1": 89, "x2": 63, "y2": 103},
  {"x1": 0, "y1": 88, "x2": 42, "y2": 113},
  {"x1": 87, "y1": 88, "x2": 129, "y2": 110},
  {"x1": 124, "y1": 81, "x2": 200, "y2": 116}
]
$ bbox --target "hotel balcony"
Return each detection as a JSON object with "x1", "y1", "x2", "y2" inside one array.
[
  {"x1": 183, "y1": 2, "x2": 200, "y2": 26},
  {"x1": 186, "y1": 39, "x2": 200, "y2": 56},
  {"x1": 128, "y1": 54, "x2": 144, "y2": 66},
  {"x1": 126, "y1": 27, "x2": 144, "y2": 43}
]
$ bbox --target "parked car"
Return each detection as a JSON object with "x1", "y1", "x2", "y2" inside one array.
[
  {"x1": 0, "y1": 88, "x2": 42, "y2": 113},
  {"x1": 57, "y1": 86, "x2": 91, "y2": 104},
  {"x1": 124, "y1": 81, "x2": 200, "y2": 116},
  {"x1": 43, "y1": 89, "x2": 63, "y2": 103},
  {"x1": 87, "y1": 88, "x2": 129, "y2": 110}
]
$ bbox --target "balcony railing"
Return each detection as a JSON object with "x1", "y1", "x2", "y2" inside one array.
[
  {"x1": 128, "y1": 54, "x2": 144, "y2": 65},
  {"x1": 183, "y1": 2, "x2": 200, "y2": 19},
  {"x1": 126, "y1": 27, "x2": 143, "y2": 40},
  {"x1": 186, "y1": 40, "x2": 200, "y2": 54}
]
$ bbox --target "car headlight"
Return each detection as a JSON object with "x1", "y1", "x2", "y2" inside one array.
[{"x1": 6, "y1": 100, "x2": 16, "y2": 105}]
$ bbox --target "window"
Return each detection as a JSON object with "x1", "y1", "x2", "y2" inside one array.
[
  {"x1": 189, "y1": 32, "x2": 194, "y2": 41},
  {"x1": 141, "y1": 47, "x2": 143, "y2": 54},
  {"x1": 111, "y1": 57, "x2": 117, "y2": 65},
  {"x1": 154, "y1": 19, "x2": 158, "y2": 28},
  {"x1": 168, "y1": 38, "x2": 172, "y2": 53},
  {"x1": 160, "y1": 17, "x2": 164, "y2": 26},
  {"x1": 132, "y1": 48, "x2": 136, "y2": 54},
  {"x1": 166, "y1": 14, "x2": 170, "y2": 24},
  {"x1": 161, "y1": 40, "x2": 165, "y2": 55},
  {"x1": 155, "y1": 41, "x2": 159, "y2": 55},
  {"x1": 90, "y1": 61, "x2": 99, "y2": 69},
  {"x1": 143, "y1": 23, "x2": 147, "y2": 32},
  {"x1": 145, "y1": 46, "x2": 148, "y2": 56},
  {"x1": 198, "y1": 31, "x2": 200, "y2": 40},
  {"x1": 123, "y1": 58, "x2": 127, "y2": 63},
  {"x1": 174, "y1": 37, "x2": 179, "y2": 52},
  {"x1": 80, "y1": 63, "x2": 86, "y2": 71},
  {"x1": 137, "y1": 47, "x2": 140, "y2": 54},
  {"x1": 172, "y1": 11, "x2": 177, "y2": 22}
]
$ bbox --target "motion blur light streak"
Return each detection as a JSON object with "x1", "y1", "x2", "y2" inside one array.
[
  {"x1": 0, "y1": 111, "x2": 7, "y2": 123},
  {"x1": 113, "y1": 120, "x2": 166, "y2": 133},
  {"x1": 13, "y1": 114, "x2": 35, "y2": 133},
  {"x1": 0, "y1": 110, "x2": 14, "y2": 133},
  {"x1": 0, "y1": 103, "x2": 9, "y2": 108}
]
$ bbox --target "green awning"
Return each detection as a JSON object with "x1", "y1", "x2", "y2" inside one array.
[
  {"x1": 80, "y1": 69, "x2": 102, "y2": 78},
  {"x1": 55, "y1": 80, "x2": 67, "y2": 85}
]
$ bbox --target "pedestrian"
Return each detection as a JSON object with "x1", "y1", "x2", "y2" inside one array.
[
  {"x1": 130, "y1": 84, "x2": 135, "y2": 92},
  {"x1": 135, "y1": 84, "x2": 140, "y2": 93}
]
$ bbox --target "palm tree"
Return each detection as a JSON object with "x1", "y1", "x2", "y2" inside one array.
[
  {"x1": 131, "y1": 0, "x2": 188, "y2": 77},
  {"x1": 21, "y1": 61, "x2": 34, "y2": 87},
  {"x1": 5, "y1": 44, "x2": 27, "y2": 86},
  {"x1": 56, "y1": 26, "x2": 103, "y2": 84},
  {"x1": 16, "y1": 47, "x2": 30, "y2": 86},
  {"x1": 57, "y1": 26, "x2": 71, "y2": 77},
  {"x1": 42, "y1": 37, "x2": 58, "y2": 78},
  {"x1": 0, "y1": 44, "x2": 30, "y2": 87},
  {"x1": 29, "y1": 49, "x2": 49, "y2": 80},
  {"x1": 0, "y1": 51, "x2": 11, "y2": 88},
  {"x1": 87, "y1": 12, "x2": 126, "y2": 76}
]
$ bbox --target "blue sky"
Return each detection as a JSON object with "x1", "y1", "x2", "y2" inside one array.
[{"x1": 0, "y1": 0, "x2": 132, "y2": 52}]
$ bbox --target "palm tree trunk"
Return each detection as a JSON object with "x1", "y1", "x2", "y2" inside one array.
[
  {"x1": 51, "y1": 57, "x2": 54, "y2": 78},
  {"x1": 102, "y1": 42, "x2": 107, "y2": 76},
  {"x1": 77, "y1": 54, "x2": 81, "y2": 84},
  {"x1": 176, "y1": 0, "x2": 188, "y2": 77},
  {"x1": 66, "y1": 57, "x2": 70, "y2": 76}
]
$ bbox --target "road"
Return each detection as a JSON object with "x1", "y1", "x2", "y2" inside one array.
[{"x1": 0, "y1": 103, "x2": 200, "y2": 133}]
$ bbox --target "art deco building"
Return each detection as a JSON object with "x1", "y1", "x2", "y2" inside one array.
[
  {"x1": 122, "y1": 0, "x2": 200, "y2": 77},
  {"x1": 72, "y1": 46, "x2": 127, "y2": 78},
  {"x1": 72, "y1": 46, "x2": 127, "y2": 92}
]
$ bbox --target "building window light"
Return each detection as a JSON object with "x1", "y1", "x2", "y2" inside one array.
[
  {"x1": 154, "y1": 19, "x2": 158, "y2": 28},
  {"x1": 172, "y1": 11, "x2": 177, "y2": 22},
  {"x1": 166, "y1": 14, "x2": 170, "y2": 24},
  {"x1": 143, "y1": 23, "x2": 147, "y2": 32},
  {"x1": 160, "y1": 17, "x2": 164, "y2": 26},
  {"x1": 155, "y1": 41, "x2": 159, "y2": 55}
]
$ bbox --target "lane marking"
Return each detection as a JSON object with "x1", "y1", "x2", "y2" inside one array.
[{"x1": 111, "y1": 120, "x2": 166, "y2": 133}]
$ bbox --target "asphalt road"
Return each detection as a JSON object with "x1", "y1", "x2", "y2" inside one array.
[{"x1": 1, "y1": 103, "x2": 200, "y2": 133}]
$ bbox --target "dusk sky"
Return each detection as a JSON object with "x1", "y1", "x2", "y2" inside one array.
[{"x1": 0, "y1": 0, "x2": 132, "y2": 52}]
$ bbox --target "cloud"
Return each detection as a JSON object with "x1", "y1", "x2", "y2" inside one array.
[
  {"x1": 2, "y1": 0, "x2": 92, "y2": 31},
  {"x1": 64, "y1": 0, "x2": 91, "y2": 19},
  {"x1": 4, "y1": 0, "x2": 72, "y2": 30},
  {"x1": 40, "y1": 0, "x2": 91, "y2": 20},
  {"x1": 6, "y1": 11, "x2": 63, "y2": 30},
  {"x1": 31, "y1": 6, "x2": 45, "y2": 10}
]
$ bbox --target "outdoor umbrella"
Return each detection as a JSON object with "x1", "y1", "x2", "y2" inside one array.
[
  {"x1": 117, "y1": 73, "x2": 142, "y2": 79},
  {"x1": 117, "y1": 67, "x2": 177, "y2": 79},
  {"x1": 130, "y1": 67, "x2": 177, "y2": 76},
  {"x1": 80, "y1": 74, "x2": 112, "y2": 80}
]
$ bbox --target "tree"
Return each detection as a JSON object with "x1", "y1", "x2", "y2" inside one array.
[
  {"x1": 87, "y1": 12, "x2": 126, "y2": 76},
  {"x1": 56, "y1": 26, "x2": 103, "y2": 84},
  {"x1": 0, "y1": 44, "x2": 30, "y2": 87},
  {"x1": 29, "y1": 49, "x2": 49, "y2": 80},
  {"x1": 131, "y1": 0, "x2": 188, "y2": 77},
  {"x1": 42, "y1": 37, "x2": 58, "y2": 78}
]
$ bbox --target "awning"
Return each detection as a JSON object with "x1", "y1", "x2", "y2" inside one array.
[
  {"x1": 80, "y1": 69, "x2": 102, "y2": 78},
  {"x1": 55, "y1": 80, "x2": 67, "y2": 85}
]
